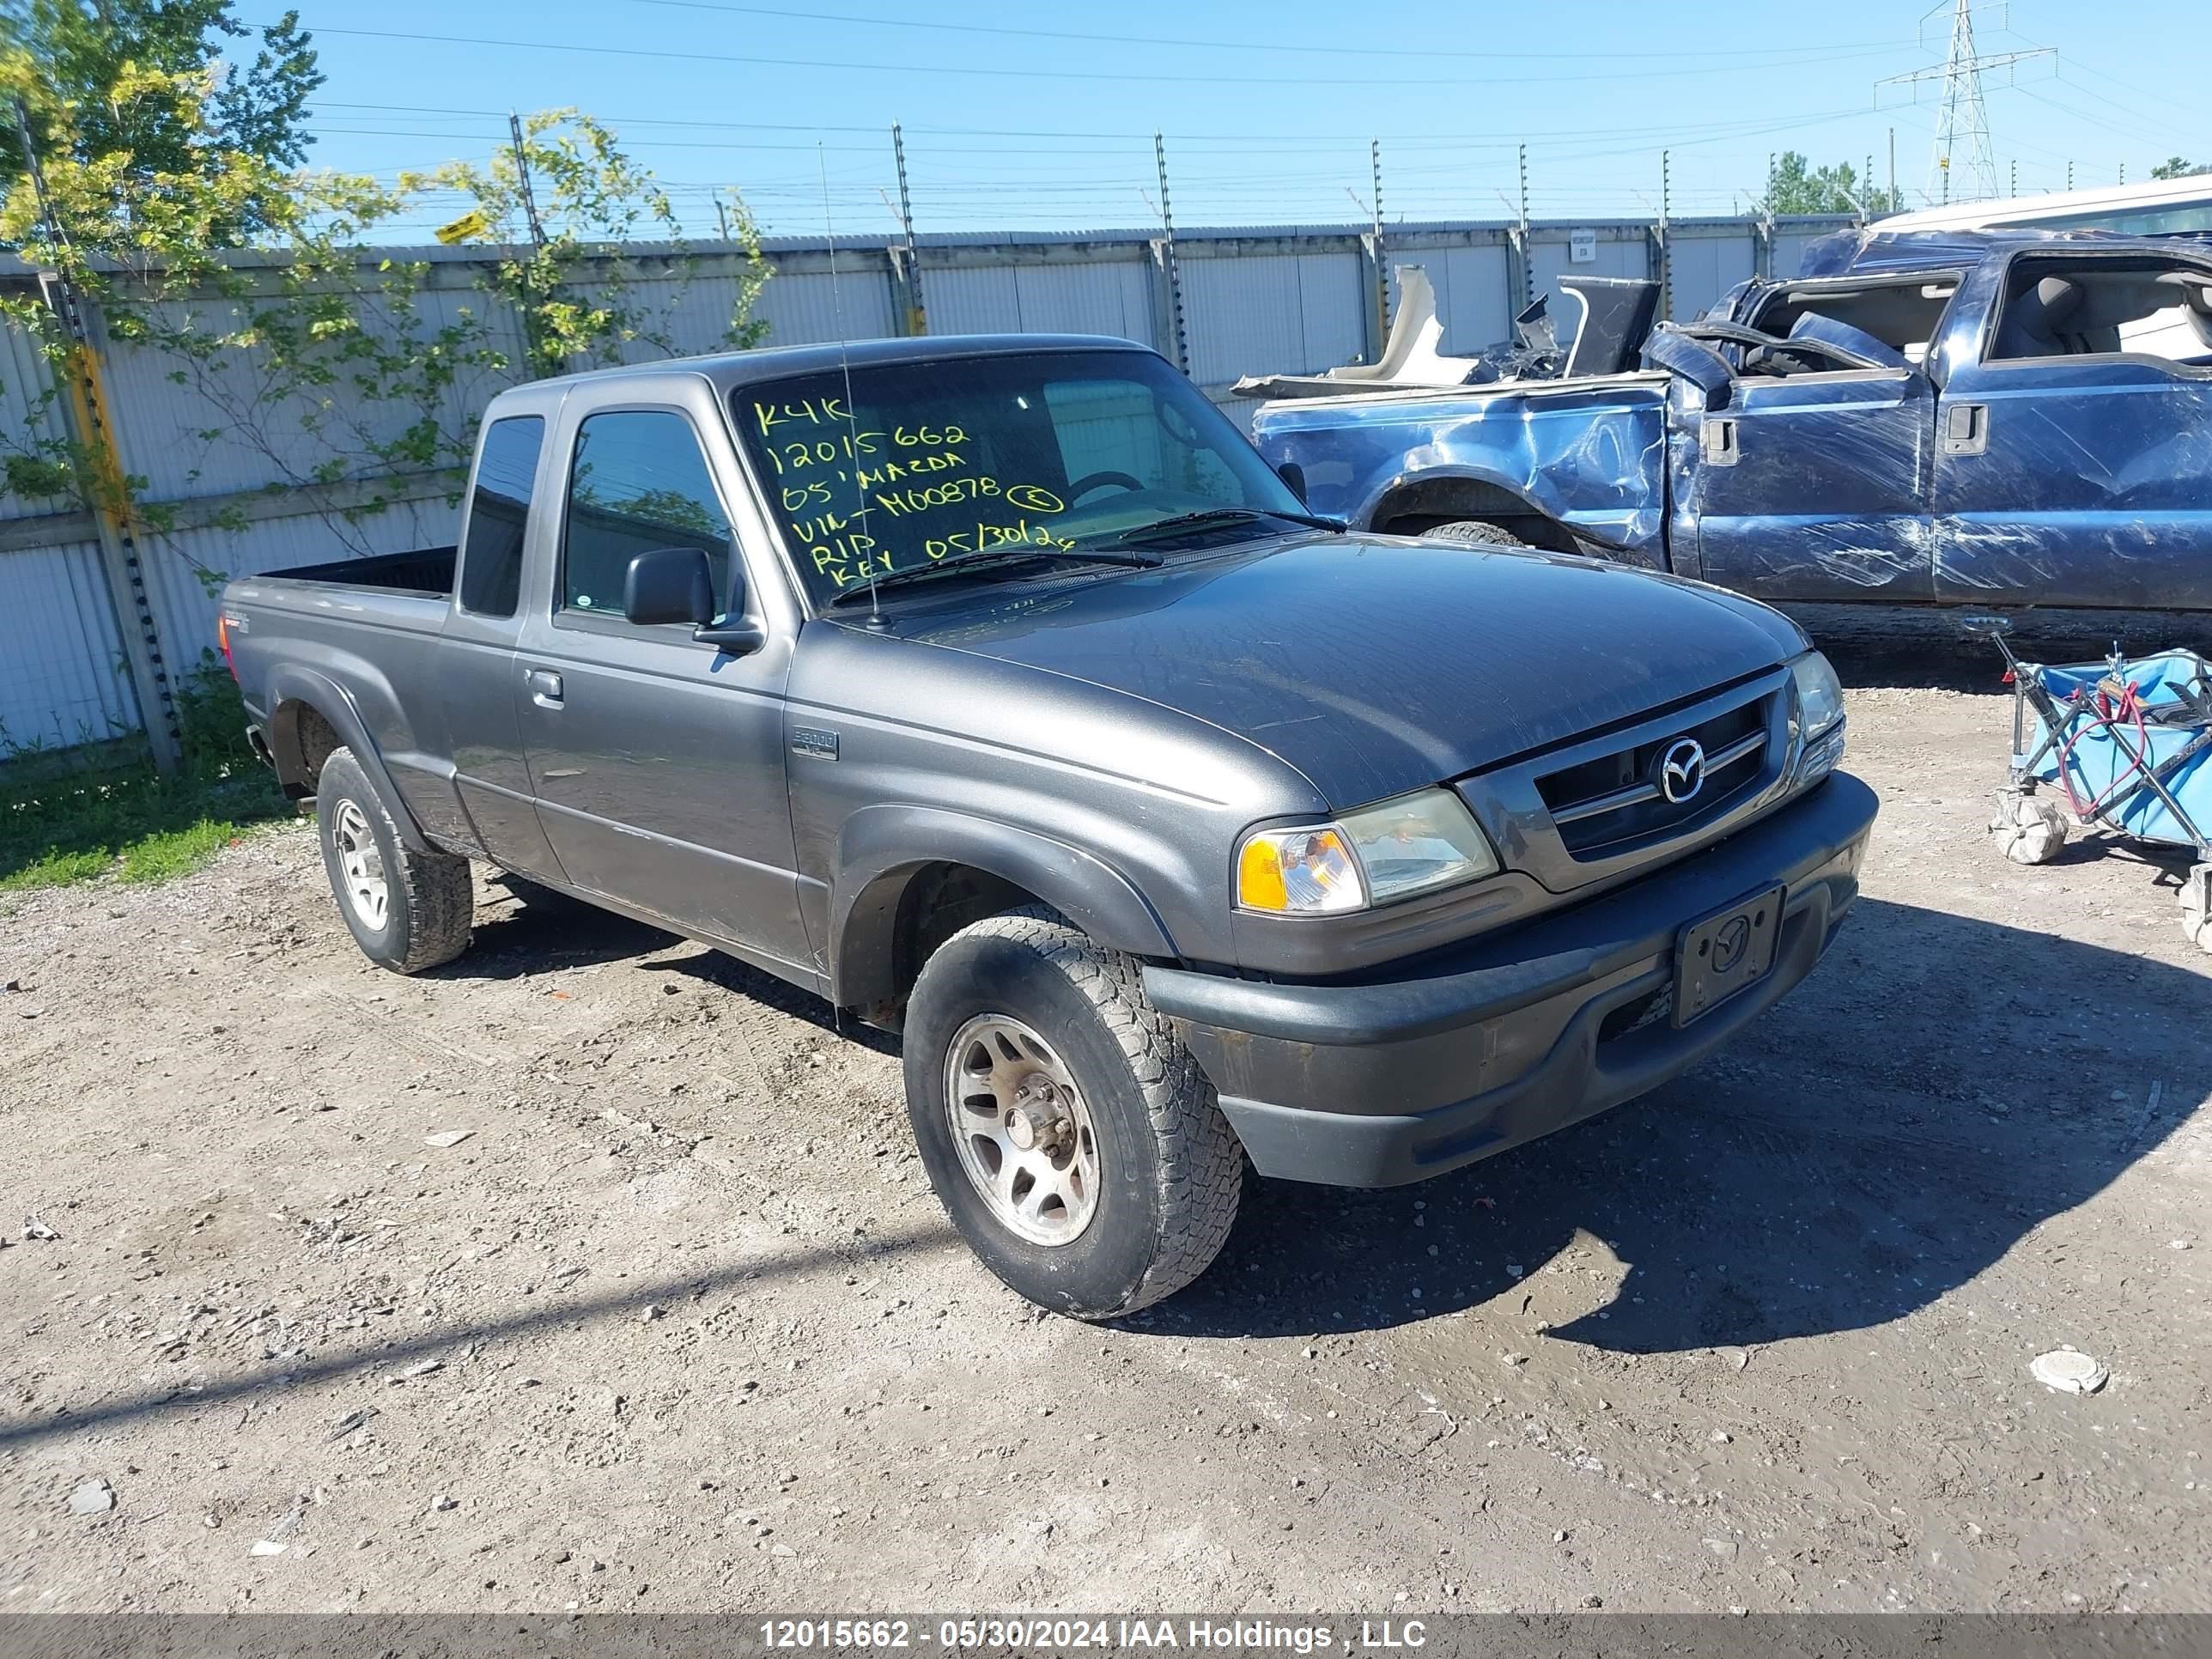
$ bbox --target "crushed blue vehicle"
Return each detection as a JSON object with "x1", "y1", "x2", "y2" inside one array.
[{"x1": 1248, "y1": 232, "x2": 2212, "y2": 622}]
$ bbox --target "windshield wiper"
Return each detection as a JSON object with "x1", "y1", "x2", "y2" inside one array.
[
  {"x1": 826, "y1": 545, "x2": 1162, "y2": 605},
  {"x1": 1103, "y1": 506, "x2": 1346, "y2": 545}
]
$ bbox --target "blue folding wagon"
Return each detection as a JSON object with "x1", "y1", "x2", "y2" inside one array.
[{"x1": 1972, "y1": 619, "x2": 2212, "y2": 952}]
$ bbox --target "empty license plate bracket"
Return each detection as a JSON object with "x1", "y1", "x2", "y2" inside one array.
[{"x1": 1674, "y1": 884, "x2": 1784, "y2": 1026}]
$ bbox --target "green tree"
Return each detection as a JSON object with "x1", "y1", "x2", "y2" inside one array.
[
  {"x1": 1, "y1": 0, "x2": 322, "y2": 234},
  {"x1": 2151, "y1": 156, "x2": 2212, "y2": 179},
  {"x1": 2, "y1": 36, "x2": 770, "y2": 563},
  {"x1": 407, "y1": 108, "x2": 772, "y2": 380},
  {"x1": 1765, "y1": 151, "x2": 1904, "y2": 216}
]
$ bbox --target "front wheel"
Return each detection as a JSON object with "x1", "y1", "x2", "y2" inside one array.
[
  {"x1": 902, "y1": 908, "x2": 1243, "y2": 1318},
  {"x1": 314, "y1": 746, "x2": 475, "y2": 974},
  {"x1": 1422, "y1": 520, "x2": 1528, "y2": 549}
]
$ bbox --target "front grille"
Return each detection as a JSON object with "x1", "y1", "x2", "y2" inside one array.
[{"x1": 1536, "y1": 692, "x2": 1771, "y2": 857}]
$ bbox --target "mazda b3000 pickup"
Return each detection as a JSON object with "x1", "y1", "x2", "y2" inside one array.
[{"x1": 222, "y1": 334, "x2": 1876, "y2": 1316}]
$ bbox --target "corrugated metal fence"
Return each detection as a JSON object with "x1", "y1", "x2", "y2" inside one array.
[{"x1": 0, "y1": 211, "x2": 1850, "y2": 758}]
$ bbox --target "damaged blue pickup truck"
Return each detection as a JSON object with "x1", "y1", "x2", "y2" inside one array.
[{"x1": 1250, "y1": 233, "x2": 2212, "y2": 618}]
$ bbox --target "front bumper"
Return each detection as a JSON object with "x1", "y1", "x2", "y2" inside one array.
[{"x1": 1143, "y1": 772, "x2": 1878, "y2": 1188}]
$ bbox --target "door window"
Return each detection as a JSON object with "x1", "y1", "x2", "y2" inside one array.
[
  {"x1": 561, "y1": 410, "x2": 737, "y2": 617},
  {"x1": 1747, "y1": 279, "x2": 1954, "y2": 372},
  {"x1": 458, "y1": 416, "x2": 545, "y2": 617},
  {"x1": 1989, "y1": 258, "x2": 2212, "y2": 367}
]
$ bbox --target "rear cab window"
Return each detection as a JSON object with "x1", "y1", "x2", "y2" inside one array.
[
  {"x1": 458, "y1": 416, "x2": 545, "y2": 617},
  {"x1": 1988, "y1": 256, "x2": 2212, "y2": 367}
]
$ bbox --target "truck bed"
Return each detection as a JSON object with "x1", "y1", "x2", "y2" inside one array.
[
  {"x1": 1252, "y1": 374, "x2": 1673, "y2": 559},
  {"x1": 263, "y1": 545, "x2": 457, "y2": 597}
]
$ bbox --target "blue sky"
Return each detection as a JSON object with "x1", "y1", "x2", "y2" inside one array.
[{"x1": 287, "y1": 0, "x2": 2205, "y2": 240}]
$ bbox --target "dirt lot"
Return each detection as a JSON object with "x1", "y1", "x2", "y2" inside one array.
[{"x1": 3, "y1": 673, "x2": 2208, "y2": 1615}]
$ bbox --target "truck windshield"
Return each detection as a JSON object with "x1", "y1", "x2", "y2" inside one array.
[{"x1": 732, "y1": 349, "x2": 1310, "y2": 607}]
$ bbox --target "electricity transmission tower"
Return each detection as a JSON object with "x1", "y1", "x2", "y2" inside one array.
[{"x1": 1875, "y1": 1, "x2": 2052, "y2": 204}]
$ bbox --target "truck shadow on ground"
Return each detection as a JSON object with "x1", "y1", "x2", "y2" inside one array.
[
  {"x1": 1147, "y1": 896, "x2": 2208, "y2": 1349},
  {"x1": 652, "y1": 945, "x2": 903, "y2": 1057},
  {"x1": 438, "y1": 875, "x2": 902, "y2": 1053},
  {"x1": 427, "y1": 873, "x2": 674, "y2": 979}
]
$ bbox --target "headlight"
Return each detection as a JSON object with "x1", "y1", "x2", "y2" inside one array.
[
  {"x1": 1790, "y1": 649, "x2": 1847, "y2": 787},
  {"x1": 1790, "y1": 650, "x2": 1844, "y2": 739},
  {"x1": 1237, "y1": 788, "x2": 1500, "y2": 915}
]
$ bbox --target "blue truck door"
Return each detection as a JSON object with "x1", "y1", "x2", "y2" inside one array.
[
  {"x1": 513, "y1": 395, "x2": 814, "y2": 981},
  {"x1": 1933, "y1": 250, "x2": 2212, "y2": 609},
  {"x1": 1686, "y1": 365, "x2": 1936, "y2": 603}
]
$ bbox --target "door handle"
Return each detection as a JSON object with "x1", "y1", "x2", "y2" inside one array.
[
  {"x1": 526, "y1": 668, "x2": 564, "y2": 708},
  {"x1": 1942, "y1": 402, "x2": 1989, "y2": 456},
  {"x1": 1700, "y1": 416, "x2": 1740, "y2": 465}
]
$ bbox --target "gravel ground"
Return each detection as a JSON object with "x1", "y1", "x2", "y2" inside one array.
[{"x1": 3, "y1": 676, "x2": 2207, "y2": 1615}]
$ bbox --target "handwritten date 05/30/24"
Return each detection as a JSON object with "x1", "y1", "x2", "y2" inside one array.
[{"x1": 757, "y1": 1618, "x2": 1432, "y2": 1650}]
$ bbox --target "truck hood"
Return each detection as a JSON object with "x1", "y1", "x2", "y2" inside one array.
[{"x1": 896, "y1": 533, "x2": 1806, "y2": 808}]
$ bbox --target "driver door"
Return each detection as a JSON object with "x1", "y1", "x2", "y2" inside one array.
[
  {"x1": 1685, "y1": 362, "x2": 1937, "y2": 603},
  {"x1": 512, "y1": 389, "x2": 812, "y2": 980}
]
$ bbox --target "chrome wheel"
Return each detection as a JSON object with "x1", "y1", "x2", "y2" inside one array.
[
  {"x1": 330, "y1": 799, "x2": 389, "y2": 929},
  {"x1": 944, "y1": 1013, "x2": 1101, "y2": 1247}
]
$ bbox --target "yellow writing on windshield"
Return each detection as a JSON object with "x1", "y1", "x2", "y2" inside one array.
[
  {"x1": 750, "y1": 395, "x2": 1076, "y2": 594},
  {"x1": 926, "y1": 520, "x2": 1076, "y2": 561},
  {"x1": 753, "y1": 395, "x2": 850, "y2": 435},
  {"x1": 1005, "y1": 483, "x2": 1065, "y2": 514},
  {"x1": 855, "y1": 452, "x2": 965, "y2": 489}
]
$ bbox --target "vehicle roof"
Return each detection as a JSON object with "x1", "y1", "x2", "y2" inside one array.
[
  {"x1": 1795, "y1": 225, "x2": 2212, "y2": 278},
  {"x1": 1874, "y1": 173, "x2": 2212, "y2": 233},
  {"x1": 532, "y1": 332, "x2": 1156, "y2": 394}
]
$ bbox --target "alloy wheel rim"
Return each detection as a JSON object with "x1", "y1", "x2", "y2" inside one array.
[
  {"x1": 331, "y1": 799, "x2": 389, "y2": 929},
  {"x1": 943, "y1": 1012, "x2": 1101, "y2": 1247}
]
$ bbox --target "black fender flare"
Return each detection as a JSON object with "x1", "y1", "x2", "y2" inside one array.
[
  {"x1": 830, "y1": 805, "x2": 1176, "y2": 1013},
  {"x1": 264, "y1": 665, "x2": 432, "y2": 853}
]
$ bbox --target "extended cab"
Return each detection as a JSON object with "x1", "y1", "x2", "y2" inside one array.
[
  {"x1": 222, "y1": 336, "x2": 1876, "y2": 1317},
  {"x1": 1252, "y1": 234, "x2": 2212, "y2": 618}
]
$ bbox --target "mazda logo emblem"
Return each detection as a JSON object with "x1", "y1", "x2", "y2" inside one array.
[
  {"x1": 1659, "y1": 738, "x2": 1706, "y2": 805},
  {"x1": 1711, "y1": 915, "x2": 1752, "y2": 973}
]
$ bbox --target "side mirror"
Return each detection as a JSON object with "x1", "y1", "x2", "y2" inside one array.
[
  {"x1": 1275, "y1": 459, "x2": 1308, "y2": 503},
  {"x1": 624, "y1": 546, "x2": 714, "y2": 627},
  {"x1": 624, "y1": 546, "x2": 766, "y2": 655}
]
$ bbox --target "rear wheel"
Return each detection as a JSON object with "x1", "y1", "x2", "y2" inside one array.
[
  {"x1": 314, "y1": 746, "x2": 474, "y2": 974},
  {"x1": 903, "y1": 908, "x2": 1243, "y2": 1318}
]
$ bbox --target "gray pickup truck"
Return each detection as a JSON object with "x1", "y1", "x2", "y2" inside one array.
[{"x1": 221, "y1": 334, "x2": 1877, "y2": 1317}]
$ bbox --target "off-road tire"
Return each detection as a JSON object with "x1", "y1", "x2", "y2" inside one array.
[
  {"x1": 314, "y1": 746, "x2": 475, "y2": 974},
  {"x1": 1423, "y1": 520, "x2": 1528, "y2": 549},
  {"x1": 903, "y1": 907, "x2": 1243, "y2": 1319}
]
